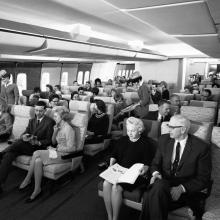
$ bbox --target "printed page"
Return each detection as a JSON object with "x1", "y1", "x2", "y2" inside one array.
[
  {"x1": 99, "y1": 163, "x2": 127, "y2": 185},
  {"x1": 118, "y1": 163, "x2": 144, "y2": 184}
]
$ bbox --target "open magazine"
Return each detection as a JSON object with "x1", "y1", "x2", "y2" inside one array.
[{"x1": 99, "y1": 163, "x2": 144, "y2": 185}]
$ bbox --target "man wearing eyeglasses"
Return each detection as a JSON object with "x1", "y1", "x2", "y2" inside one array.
[{"x1": 139, "y1": 114, "x2": 211, "y2": 220}]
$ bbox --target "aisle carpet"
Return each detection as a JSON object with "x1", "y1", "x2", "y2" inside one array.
[{"x1": 0, "y1": 152, "x2": 140, "y2": 220}]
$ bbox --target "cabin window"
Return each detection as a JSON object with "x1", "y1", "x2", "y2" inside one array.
[
  {"x1": 61, "y1": 71, "x2": 68, "y2": 86},
  {"x1": 16, "y1": 73, "x2": 27, "y2": 95},
  {"x1": 77, "y1": 71, "x2": 83, "y2": 85},
  {"x1": 77, "y1": 63, "x2": 92, "y2": 85},
  {"x1": 41, "y1": 72, "x2": 50, "y2": 91},
  {"x1": 84, "y1": 71, "x2": 90, "y2": 83}
]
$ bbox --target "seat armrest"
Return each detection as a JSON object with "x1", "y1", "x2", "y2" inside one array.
[{"x1": 61, "y1": 150, "x2": 84, "y2": 160}]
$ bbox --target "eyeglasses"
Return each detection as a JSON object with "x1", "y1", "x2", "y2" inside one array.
[{"x1": 167, "y1": 125, "x2": 183, "y2": 129}]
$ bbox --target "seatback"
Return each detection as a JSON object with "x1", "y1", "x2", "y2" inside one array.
[
  {"x1": 218, "y1": 108, "x2": 220, "y2": 125},
  {"x1": 181, "y1": 106, "x2": 216, "y2": 123},
  {"x1": 94, "y1": 96, "x2": 115, "y2": 104},
  {"x1": 161, "y1": 121, "x2": 213, "y2": 143},
  {"x1": 69, "y1": 100, "x2": 90, "y2": 114},
  {"x1": 122, "y1": 92, "x2": 139, "y2": 105},
  {"x1": 190, "y1": 100, "x2": 218, "y2": 108},
  {"x1": 210, "y1": 127, "x2": 220, "y2": 197},
  {"x1": 58, "y1": 99, "x2": 68, "y2": 108},
  {"x1": 10, "y1": 105, "x2": 35, "y2": 139},
  {"x1": 172, "y1": 93, "x2": 194, "y2": 101},
  {"x1": 71, "y1": 112, "x2": 88, "y2": 151}
]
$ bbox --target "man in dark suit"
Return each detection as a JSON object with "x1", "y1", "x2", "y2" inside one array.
[
  {"x1": 0, "y1": 101, "x2": 55, "y2": 193},
  {"x1": 139, "y1": 114, "x2": 211, "y2": 220},
  {"x1": 144, "y1": 99, "x2": 171, "y2": 122}
]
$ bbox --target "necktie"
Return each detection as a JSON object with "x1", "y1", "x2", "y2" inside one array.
[
  {"x1": 36, "y1": 120, "x2": 40, "y2": 127},
  {"x1": 171, "y1": 142, "x2": 180, "y2": 176},
  {"x1": 160, "y1": 116, "x2": 164, "y2": 123}
]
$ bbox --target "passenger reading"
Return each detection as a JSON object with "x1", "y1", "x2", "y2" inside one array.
[{"x1": 99, "y1": 163, "x2": 144, "y2": 185}]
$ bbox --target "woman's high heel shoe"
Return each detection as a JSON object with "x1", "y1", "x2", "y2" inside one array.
[{"x1": 18, "y1": 180, "x2": 31, "y2": 191}]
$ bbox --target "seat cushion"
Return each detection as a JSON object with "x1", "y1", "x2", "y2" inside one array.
[{"x1": 203, "y1": 196, "x2": 220, "y2": 220}]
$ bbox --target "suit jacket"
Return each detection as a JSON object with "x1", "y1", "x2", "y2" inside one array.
[
  {"x1": 151, "y1": 134, "x2": 211, "y2": 193},
  {"x1": 0, "y1": 84, "x2": 19, "y2": 104},
  {"x1": 144, "y1": 111, "x2": 171, "y2": 122},
  {"x1": 22, "y1": 115, "x2": 55, "y2": 147}
]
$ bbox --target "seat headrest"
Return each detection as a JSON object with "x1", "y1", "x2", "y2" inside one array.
[
  {"x1": 11, "y1": 105, "x2": 35, "y2": 118},
  {"x1": 71, "y1": 112, "x2": 88, "y2": 128},
  {"x1": 69, "y1": 100, "x2": 90, "y2": 112}
]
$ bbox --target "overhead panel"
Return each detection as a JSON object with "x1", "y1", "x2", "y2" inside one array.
[
  {"x1": 177, "y1": 35, "x2": 220, "y2": 58},
  {"x1": 206, "y1": 0, "x2": 220, "y2": 24},
  {"x1": 0, "y1": 31, "x2": 45, "y2": 54},
  {"x1": 105, "y1": 0, "x2": 202, "y2": 9},
  {"x1": 129, "y1": 1, "x2": 216, "y2": 35}
]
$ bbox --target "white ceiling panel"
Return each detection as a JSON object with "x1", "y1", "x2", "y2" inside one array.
[
  {"x1": 177, "y1": 35, "x2": 220, "y2": 57},
  {"x1": 105, "y1": 0, "x2": 201, "y2": 9},
  {"x1": 206, "y1": 0, "x2": 220, "y2": 24},
  {"x1": 130, "y1": 2, "x2": 216, "y2": 35}
]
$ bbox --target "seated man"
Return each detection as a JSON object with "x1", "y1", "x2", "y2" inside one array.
[
  {"x1": 169, "y1": 94, "x2": 181, "y2": 115},
  {"x1": 28, "y1": 94, "x2": 40, "y2": 107},
  {"x1": 201, "y1": 89, "x2": 213, "y2": 101},
  {"x1": 71, "y1": 91, "x2": 80, "y2": 100},
  {"x1": 0, "y1": 101, "x2": 55, "y2": 194},
  {"x1": 48, "y1": 94, "x2": 60, "y2": 108},
  {"x1": 144, "y1": 99, "x2": 171, "y2": 122},
  {"x1": 78, "y1": 87, "x2": 85, "y2": 95},
  {"x1": 139, "y1": 114, "x2": 211, "y2": 220}
]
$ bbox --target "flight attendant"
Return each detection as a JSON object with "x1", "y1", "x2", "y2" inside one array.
[
  {"x1": 0, "y1": 70, "x2": 19, "y2": 105},
  {"x1": 131, "y1": 71, "x2": 153, "y2": 118}
]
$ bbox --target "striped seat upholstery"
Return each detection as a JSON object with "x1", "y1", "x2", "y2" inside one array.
[
  {"x1": 69, "y1": 100, "x2": 90, "y2": 114},
  {"x1": 190, "y1": 100, "x2": 218, "y2": 108},
  {"x1": 181, "y1": 106, "x2": 216, "y2": 123},
  {"x1": 203, "y1": 127, "x2": 220, "y2": 220},
  {"x1": 0, "y1": 105, "x2": 35, "y2": 152}
]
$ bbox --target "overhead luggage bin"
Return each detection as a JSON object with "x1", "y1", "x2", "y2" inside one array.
[{"x1": 0, "y1": 31, "x2": 45, "y2": 54}]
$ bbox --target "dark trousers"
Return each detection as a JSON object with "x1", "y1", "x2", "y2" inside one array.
[
  {"x1": 139, "y1": 179, "x2": 206, "y2": 220},
  {"x1": 0, "y1": 139, "x2": 44, "y2": 184}
]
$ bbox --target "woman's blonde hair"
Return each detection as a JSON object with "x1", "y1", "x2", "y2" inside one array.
[
  {"x1": 126, "y1": 117, "x2": 145, "y2": 133},
  {"x1": 53, "y1": 107, "x2": 72, "y2": 122}
]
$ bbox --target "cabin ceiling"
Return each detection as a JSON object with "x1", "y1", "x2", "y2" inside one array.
[{"x1": 0, "y1": 0, "x2": 219, "y2": 61}]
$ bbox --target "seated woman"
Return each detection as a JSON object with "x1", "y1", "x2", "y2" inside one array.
[
  {"x1": 29, "y1": 87, "x2": 41, "y2": 100},
  {"x1": 0, "y1": 103, "x2": 13, "y2": 141},
  {"x1": 103, "y1": 117, "x2": 156, "y2": 220},
  {"x1": 71, "y1": 91, "x2": 80, "y2": 100},
  {"x1": 85, "y1": 99, "x2": 109, "y2": 144},
  {"x1": 19, "y1": 108, "x2": 76, "y2": 202},
  {"x1": 160, "y1": 81, "x2": 170, "y2": 100}
]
